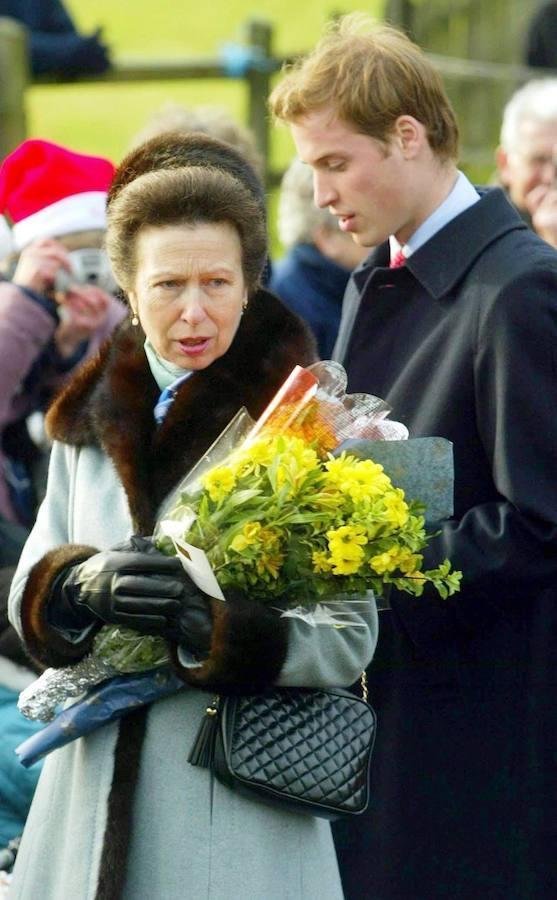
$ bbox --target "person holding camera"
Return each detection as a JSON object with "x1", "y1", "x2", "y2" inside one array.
[{"x1": 0, "y1": 139, "x2": 126, "y2": 537}]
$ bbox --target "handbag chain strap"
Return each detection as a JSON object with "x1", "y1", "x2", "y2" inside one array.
[{"x1": 360, "y1": 671, "x2": 368, "y2": 702}]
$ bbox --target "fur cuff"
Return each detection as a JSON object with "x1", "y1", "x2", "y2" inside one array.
[
  {"x1": 174, "y1": 592, "x2": 289, "y2": 693},
  {"x1": 20, "y1": 544, "x2": 99, "y2": 669}
]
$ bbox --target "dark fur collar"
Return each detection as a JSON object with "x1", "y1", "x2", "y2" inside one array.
[{"x1": 46, "y1": 289, "x2": 317, "y2": 534}]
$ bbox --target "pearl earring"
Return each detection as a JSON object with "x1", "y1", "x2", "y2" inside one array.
[{"x1": 131, "y1": 313, "x2": 139, "y2": 327}]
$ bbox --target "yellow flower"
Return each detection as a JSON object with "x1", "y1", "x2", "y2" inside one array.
[
  {"x1": 244, "y1": 438, "x2": 276, "y2": 466},
  {"x1": 323, "y1": 455, "x2": 355, "y2": 485},
  {"x1": 230, "y1": 521, "x2": 262, "y2": 553},
  {"x1": 396, "y1": 549, "x2": 422, "y2": 575},
  {"x1": 347, "y1": 461, "x2": 391, "y2": 500},
  {"x1": 383, "y1": 489, "x2": 409, "y2": 528},
  {"x1": 369, "y1": 549, "x2": 399, "y2": 575},
  {"x1": 202, "y1": 466, "x2": 236, "y2": 503},
  {"x1": 259, "y1": 527, "x2": 281, "y2": 548},
  {"x1": 288, "y1": 437, "x2": 319, "y2": 471},
  {"x1": 369, "y1": 544, "x2": 420, "y2": 575},
  {"x1": 330, "y1": 549, "x2": 364, "y2": 576},
  {"x1": 256, "y1": 552, "x2": 283, "y2": 579},
  {"x1": 324, "y1": 455, "x2": 392, "y2": 502},
  {"x1": 327, "y1": 524, "x2": 368, "y2": 558},
  {"x1": 230, "y1": 437, "x2": 275, "y2": 477},
  {"x1": 312, "y1": 550, "x2": 332, "y2": 573}
]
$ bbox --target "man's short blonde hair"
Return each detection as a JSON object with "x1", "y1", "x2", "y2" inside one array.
[{"x1": 269, "y1": 13, "x2": 459, "y2": 162}]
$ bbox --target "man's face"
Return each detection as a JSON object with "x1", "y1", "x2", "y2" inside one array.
[
  {"x1": 497, "y1": 118, "x2": 557, "y2": 212},
  {"x1": 290, "y1": 109, "x2": 413, "y2": 247}
]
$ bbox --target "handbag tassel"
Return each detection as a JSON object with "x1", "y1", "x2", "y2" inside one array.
[{"x1": 188, "y1": 698, "x2": 219, "y2": 768}]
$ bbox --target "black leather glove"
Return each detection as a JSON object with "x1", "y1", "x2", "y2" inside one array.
[{"x1": 49, "y1": 535, "x2": 213, "y2": 654}]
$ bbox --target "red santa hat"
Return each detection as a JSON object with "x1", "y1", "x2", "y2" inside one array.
[{"x1": 0, "y1": 139, "x2": 115, "y2": 251}]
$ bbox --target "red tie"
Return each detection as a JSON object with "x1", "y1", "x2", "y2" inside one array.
[{"x1": 389, "y1": 249, "x2": 406, "y2": 269}]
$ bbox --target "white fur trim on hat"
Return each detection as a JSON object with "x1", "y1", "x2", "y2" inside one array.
[
  {"x1": 0, "y1": 215, "x2": 13, "y2": 259},
  {"x1": 12, "y1": 191, "x2": 108, "y2": 250}
]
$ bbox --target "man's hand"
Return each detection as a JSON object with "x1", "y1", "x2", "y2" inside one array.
[{"x1": 525, "y1": 184, "x2": 557, "y2": 249}]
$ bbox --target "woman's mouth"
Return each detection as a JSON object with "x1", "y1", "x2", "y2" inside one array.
[{"x1": 178, "y1": 337, "x2": 211, "y2": 356}]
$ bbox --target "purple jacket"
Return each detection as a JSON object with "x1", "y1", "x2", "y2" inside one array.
[{"x1": 0, "y1": 281, "x2": 126, "y2": 523}]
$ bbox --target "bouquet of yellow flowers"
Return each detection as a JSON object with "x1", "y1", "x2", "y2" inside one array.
[
  {"x1": 155, "y1": 361, "x2": 460, "y2": 619},
  {"x1": 16, "y1": 361, "x2": 460, "y2": 765},
  {"x1": 157, "y1": 432, "x2": 460, "y2": 611}
]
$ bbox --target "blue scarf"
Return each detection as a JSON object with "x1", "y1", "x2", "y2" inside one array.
[{"x1": 144, "y1": 340, "x2": 193, "y2": 425}]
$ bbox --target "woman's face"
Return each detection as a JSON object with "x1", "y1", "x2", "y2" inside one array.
[{"x1": 128, "y1": 222, "x2": 247, "y2": 370}]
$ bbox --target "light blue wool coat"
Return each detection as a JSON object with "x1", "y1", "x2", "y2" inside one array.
[
  {"x1": 9, "y1": 442, "x2": 377, "y2": 900},
  {"x1": 7, "y1": 306, "x2": 378, "y2": 900}
]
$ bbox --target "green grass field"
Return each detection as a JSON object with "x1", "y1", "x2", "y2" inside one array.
[
  {"x1": 24, "y1": 1, "x2": 385, "y2": 252},
  {"x1": 29, "y1": 1, "x2": 385, "y2": 166}
]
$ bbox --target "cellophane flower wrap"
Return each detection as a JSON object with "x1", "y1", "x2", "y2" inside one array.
[
  {"x1": 16, "y1": 362, "x2": 461, "y2": 765},
  {"x1": 155, "y1": 361, "x2": 461, "y2": 621}
]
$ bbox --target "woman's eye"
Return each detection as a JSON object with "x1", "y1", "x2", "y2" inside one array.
[{"x1": 207, "y1": 278, "x2": 229, "y2": 288}]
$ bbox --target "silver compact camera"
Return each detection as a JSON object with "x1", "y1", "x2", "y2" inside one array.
[{"x1": 53, "y1": 248, "x2": 117, "y2": 296}]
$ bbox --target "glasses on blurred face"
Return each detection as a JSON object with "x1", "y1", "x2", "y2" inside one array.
[{"x1": 514, "y1": 149, "x2": 557, "y2": 177}]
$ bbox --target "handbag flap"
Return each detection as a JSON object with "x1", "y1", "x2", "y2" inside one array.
[{"x1": 219, "y1": 687, "x2": 376, "y2": 817}]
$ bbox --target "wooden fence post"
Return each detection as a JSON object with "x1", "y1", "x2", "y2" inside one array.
[
  {"x1": 245, "y1": 18, "x2": 273, "y2": 188},
  {"x1": 385, "y1": 0, "x2": 415, "y2": 37},
  {"x1": 0, "y1": 17, "x2": 28, "y2": 160}
]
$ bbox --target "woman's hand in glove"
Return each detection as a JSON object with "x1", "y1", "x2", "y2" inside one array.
[{"x1": 49, "y1": 535, "x2": 213, "y2": 654}]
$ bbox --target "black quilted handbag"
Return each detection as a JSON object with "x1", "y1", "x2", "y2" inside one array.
[{"x1": 188, "y1": 681, "x2": 376, "y2": 819}]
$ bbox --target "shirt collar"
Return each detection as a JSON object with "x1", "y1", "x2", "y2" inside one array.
[
  {"x1": 389, "y1": 170, "x2": 480, "y2": 260},
  {"x1": 144, "y1": 339, "x2": 193, "y2": 391}
]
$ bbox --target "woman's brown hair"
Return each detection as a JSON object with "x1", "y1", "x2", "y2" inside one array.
[{"x1": 106, "y1": 165, "x2": 267, "y2": 295}]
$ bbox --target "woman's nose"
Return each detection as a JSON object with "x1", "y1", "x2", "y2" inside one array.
[{"x1": 178, "y1": 286, "x2": 207, "y2": 324}]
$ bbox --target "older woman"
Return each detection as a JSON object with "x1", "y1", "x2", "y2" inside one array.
[{"x1": 8, "y1": 135, "x2": 377, "y2": 900}]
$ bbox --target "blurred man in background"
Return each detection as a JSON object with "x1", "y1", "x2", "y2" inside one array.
[
  {"x1": 270, "y1": 157, "x2": 367, "y2": 357},
  {"x1": 496, "y1": 78, "x2": 557, "y2": 248}
]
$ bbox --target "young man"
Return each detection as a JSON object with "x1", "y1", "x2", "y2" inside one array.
[{"x1": 270, "y1": 15, "x2": 557, "y2": 900}]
